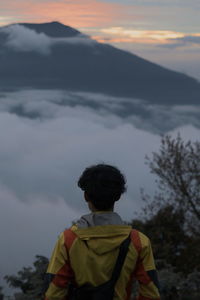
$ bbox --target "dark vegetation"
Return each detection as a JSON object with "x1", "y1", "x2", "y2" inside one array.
[
  {"x1": 133, "y1": 135, "x2": 200, "y2": 299},
  {"x1": 0, "y1": 287, "x2": 4, "y2": 300},
  {"x1": 4, "y1": 256, "x2": 49, "y2": 300},
  {"x1": 3, "y1": 135, "x2": 200, "y2": 299}
]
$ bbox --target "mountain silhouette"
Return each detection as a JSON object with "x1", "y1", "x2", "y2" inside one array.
[
  {"x1": 19, "y1": 21, "x2": 81, "y2": 38},
  {"x1": 0, "y1": 21, "x2": 200, "y2": 104}
]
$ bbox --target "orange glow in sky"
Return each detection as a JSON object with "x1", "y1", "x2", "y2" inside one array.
[
  {"x1": 0, "y1": 0, "x2": 200, "y2": 48},
  {"x1": 0, "y1": 0, "x2": 128, "y2": 28},
  {"x1": 0, "y1": 0, "x2": 200, "y2": 80},
  {"x1": 92, "y1": 27, "x2": 186, "y2": 45}
]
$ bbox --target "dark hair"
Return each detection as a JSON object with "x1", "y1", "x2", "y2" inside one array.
[{"x1": 78, "y1": 164, "x2": 126, "y2": 210}]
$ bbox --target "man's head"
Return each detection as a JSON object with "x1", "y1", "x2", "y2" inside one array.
[{"x1": 78, "y1": 164, "x2": 126, "y2": 211}]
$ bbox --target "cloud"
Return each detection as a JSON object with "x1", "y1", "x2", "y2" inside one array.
[
  {"x1": 1, "y1": 89, "x2": 200, "y2": 133},
  {"x1": 97, "y1": 27, "x2": 185, "y2": 44},
  {"x1": 120, "y1": 0, "x2": 200, "y2": 7},
  {"x1": 2, "y1": 24, "x2": 52, "y2": 54},
  {"x1": 0, "y1": 0, "x2": 199, "y2": 42},
  {"x1": 3, "y1": 24, "x2": 200, "y2": 56},
  {"x1": 0, "y1": 102, "x2": 158, "y2": 208},
  {"x1": 0, "y1": 88, "x2": 200, "y2": 295},
  {"x1": 180, "y1": 35, "x2": 200, "y2": 44},
  {"x1": 160, "y1": 34, "x2": 200, "y2": 49},
  {"x1": 0, "y1": 89, "x2": 199, "y2": 211},
  {"x1": 0, "y1": 90, "x2": 160, "y2": 293},
  {"x1": 1, "y1": 24, "x2": 96, "y2": 54},
  {"x1": 0, "y1": 186, "x2": 79, "y2": 294},
  {"x1": 93, "y1": 27, "x2": 200, "y2": 49},
  {"x1": 0, "y1": 0, "x2": 128, "y2": 28}
]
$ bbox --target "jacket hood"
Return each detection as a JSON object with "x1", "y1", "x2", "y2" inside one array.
[
  {"x1": 72, "y1": 212, "x2": 132, "y2": 255},
  {"x1": 76, "y1": 211, "x2": 124, "y2": 228}
]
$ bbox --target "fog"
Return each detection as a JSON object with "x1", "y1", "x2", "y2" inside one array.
[
  {"x1": 1, "y1": 89, "x2": 200, "y2": 133},
  {"x1": 0, "y1": 89, "x2": 200, "y2": 294},
  {"x1": 1, "y1": 24, "x2": 96, "y2": 54}
]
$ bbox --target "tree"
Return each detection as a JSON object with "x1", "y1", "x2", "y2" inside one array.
[
  {"x1": 131, "y1": 205, "x2": 200, "y2": 274},
  {"x1": 0, "y1": 287, "x2": 4, "y2": 300},
  {"x1": 145, "y1": 134, "x2": 200, "y2": 233},
  {"x1": 158, "y1": 264, "x2": 200, "y2": 300},
  {"x1": 5, "y1": 255, "x2": 49, "y2": 300},
  {"x1": 131, "y1": 205, "x2": 200, "y2": 299}
]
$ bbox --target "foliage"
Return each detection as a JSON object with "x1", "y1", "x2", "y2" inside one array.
[
  {"x1": 131, "y1": 134, "x2": 200, "y2": 298},
  {"x1": 132, "y1": 206, "x2": 200, "y2": 299},
  {"x1": 158, "y1": 263, "x2": 200, "y2": 300},
  {"x1": 131, "y1": 259, "x2": 200, "y2": 299},
  {"x1": 131, "y1": 205, "x2": 200, "y2": 274},
  {"x1": 0, "y1": 286, "x2": 4, "y2": 300},
  {"x1": 144, "y1": 134, "x2": 200, "y2": 233},
  {"x1": 5, "y1": 135, "x2": 200, "y2": 299},
  {"x1": 178, "y1": 270, "x2": 200, "y2": 300},
  {"x1": 5, "y1": 256, "x2": 49, "y2": 300}
]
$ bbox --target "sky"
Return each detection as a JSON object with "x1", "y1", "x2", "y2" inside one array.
[
  {"x1": 0, "y1": 0, "x2": 200, "y2": 295},
  {"x1": 0, "y1": 0, "x2": 200, "y2": 79}
]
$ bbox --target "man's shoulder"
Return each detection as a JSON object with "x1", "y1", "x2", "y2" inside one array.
[
  {"x1": 63, "y1": 225, "x2": 150, "y2": 250},
  {"x1": 130, "y1": 229, "x2": 151, "y2": 253},
  {"x1": 61, "y1": 226, "x2": 78, "y2": 249}
]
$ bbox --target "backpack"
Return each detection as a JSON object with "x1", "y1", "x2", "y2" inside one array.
[{"x1": 68, "y1": 234, "x2": 131, "y2": 300}]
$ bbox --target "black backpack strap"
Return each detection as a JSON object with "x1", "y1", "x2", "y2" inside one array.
[
  {"x1": 111, "y1": 233, "x2": 131, "y2": 284},
  {"x1": 67, "y1": 233, "x2": 132, "y2": 300}
]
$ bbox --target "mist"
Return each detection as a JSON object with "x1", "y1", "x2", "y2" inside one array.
[
  {"x1": 1, "y1": 89, "x2": 200, "y2": 133},
  {"x1": 0, "y1": 89, "x2": 200, "y2": 294},
  {"x1": 1, "y1": 24, "x2": 96, "y2": 55}
]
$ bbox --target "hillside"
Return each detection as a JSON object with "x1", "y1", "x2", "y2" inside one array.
[{"x1": 0, "y1": 21, "x2": 200, "y2": 104}]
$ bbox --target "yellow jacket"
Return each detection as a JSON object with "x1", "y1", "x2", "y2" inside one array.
[{"x1": 45, "y1": 214, "x2": 160, "y2": 300}]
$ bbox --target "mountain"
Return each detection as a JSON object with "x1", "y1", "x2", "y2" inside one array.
[
  {"x1": 0, "y1": 21, "x2": 200, "y2": 104},
  {"x1": 19, "y1": 21, "x2": 81, "y2": 38}
]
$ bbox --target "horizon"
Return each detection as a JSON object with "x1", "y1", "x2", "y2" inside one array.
[
  {"x1": 0, "y1": 20, "x2": 200, "y2": 82},
  {"x1": 0, "y1": 1, "x2": 200, "y2": 296}
]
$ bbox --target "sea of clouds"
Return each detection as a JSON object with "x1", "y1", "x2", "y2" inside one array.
[
  {"x1": 1, "y1": 89, "x2": 200, "y2": 133},
  {"x1": 0, "y1": 23, "x2": 200, "y2": 294},
  {"x1": 0, "y1": 89, "x2": 200, "y2": 294}
]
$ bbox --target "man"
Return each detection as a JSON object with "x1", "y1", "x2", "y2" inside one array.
[{"x1": 45, "y1": 164, "x2": 160, "y2": 300}]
